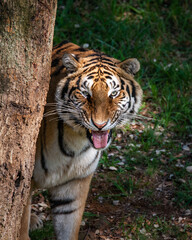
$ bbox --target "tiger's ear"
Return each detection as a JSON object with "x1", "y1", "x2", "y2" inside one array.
[
  {"x1": 117, "y1": 58, "x2": 140, "y2": 75},
  {"x1": 62, "y1": 53, "x2": 79, "y2": 72}
]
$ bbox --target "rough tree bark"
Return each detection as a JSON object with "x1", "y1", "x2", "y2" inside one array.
[{"x1": 0, "y1": 1, "x2": 57, "y2": 239}]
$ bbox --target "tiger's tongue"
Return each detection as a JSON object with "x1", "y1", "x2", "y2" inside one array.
[{"x1": 92, "y1": 130, "x2": 109, "y2": 149}]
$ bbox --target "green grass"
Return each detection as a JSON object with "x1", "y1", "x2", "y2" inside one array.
[
  {"x1": 31, "y1": 0, "x2": 192, "y2": 239},
  {"x1": 30, "y1": 221, "x2": 55, "y2": 240},
  {"x1": 122, "y1": 215, "x2": 190, "y2": 240}
]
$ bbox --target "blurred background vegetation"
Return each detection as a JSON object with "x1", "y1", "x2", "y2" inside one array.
[{"x1": 31, "y1": 0, "x2": 192, "y2": 239}]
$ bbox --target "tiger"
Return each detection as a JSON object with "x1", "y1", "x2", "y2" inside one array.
[{"x1": 20, "y1": 40, "x2": 143, "y2": 240}]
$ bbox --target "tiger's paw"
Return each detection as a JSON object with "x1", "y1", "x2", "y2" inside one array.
[{"x1": 30, "y1": 213, "x2": 43, "y2": 231}]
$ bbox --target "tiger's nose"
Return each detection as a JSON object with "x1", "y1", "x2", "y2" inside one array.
[{"x1": 92, "y1": 120, "x2": 108, "y2": 130}]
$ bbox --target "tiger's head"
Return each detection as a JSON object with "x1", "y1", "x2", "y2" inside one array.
[{"x1": 56, "y1": 51, "x2": 142, "y2": 150}]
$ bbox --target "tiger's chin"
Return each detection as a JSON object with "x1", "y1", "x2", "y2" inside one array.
[{"x1": 87, "y1": 129, "x2": 112, "y2": 150}]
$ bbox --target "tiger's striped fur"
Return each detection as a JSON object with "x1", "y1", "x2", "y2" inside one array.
[{"x1": 20, "y1": 41, "x2": 142, "y2": 240}]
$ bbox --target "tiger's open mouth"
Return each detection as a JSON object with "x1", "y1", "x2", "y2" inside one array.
[{"x1": 87, "y1": 129, "x2": 112, "y2": 149}]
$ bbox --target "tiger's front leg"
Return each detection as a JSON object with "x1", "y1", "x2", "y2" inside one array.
[{"x1": 49, "y1": 174, "x2": 93, "y2": 240}]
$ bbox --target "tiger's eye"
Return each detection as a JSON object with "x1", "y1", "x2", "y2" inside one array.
[
  {"x1": 82, "y1": 91, "x2": 90, "y2": 98},
  {"x1": 110, "y1": 91, "x2": 118, "y2": 98}
]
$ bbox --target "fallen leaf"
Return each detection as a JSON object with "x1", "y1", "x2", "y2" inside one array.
[
  {"x1": 109, "y1": 166, "x2": 118, "y2": 171},
  {"x1": 182, "y1": 145, "x2": 190, "y2": 151},
  {"x1": 186, "y1": 166, "x2": 192, "y2": 173}
]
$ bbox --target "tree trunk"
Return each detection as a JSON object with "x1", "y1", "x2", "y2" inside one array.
[{"x1": 0, "y1": 1, "x2": 57, "y2": 239}]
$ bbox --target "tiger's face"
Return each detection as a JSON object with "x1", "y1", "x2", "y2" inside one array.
[{"x1": 56, "y1": 52, "x2": 142, "y2": 150}]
